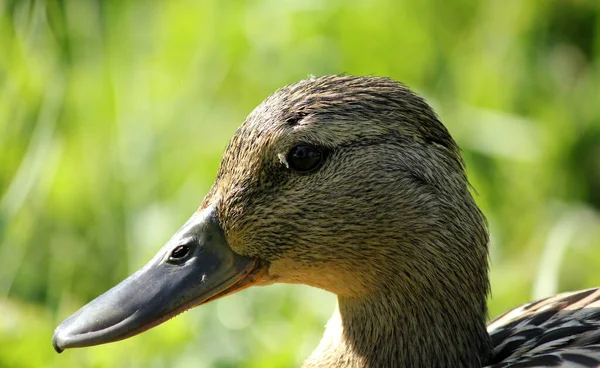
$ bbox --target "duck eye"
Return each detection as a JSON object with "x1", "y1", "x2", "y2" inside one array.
[
  {"x1": 169, "y1": 245, "x2": 191, "y2": 262},
  {"x1": 287, "y1": 145, "x2": 324, "y2": 173}
]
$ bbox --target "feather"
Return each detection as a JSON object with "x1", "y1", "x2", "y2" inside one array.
[{"x1": 487, "y1": 288, "x2": 600, "y2": 367}]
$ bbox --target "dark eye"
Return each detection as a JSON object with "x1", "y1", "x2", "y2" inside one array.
[
  {"x1": 169, "y1": 245, "x2": 191, "y2": 262},
  {"x1": 287, "y1": 145, "x2": 324, "y2": 173}
]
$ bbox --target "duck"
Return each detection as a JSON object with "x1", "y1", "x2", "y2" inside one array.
[{"x1": 52, "y1": 75, "x2": 600, "y2": 367}]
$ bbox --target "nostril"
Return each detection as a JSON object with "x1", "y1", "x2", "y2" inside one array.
[{"x1": 170, "y1": 245, "x2": 191, "y2": 261}]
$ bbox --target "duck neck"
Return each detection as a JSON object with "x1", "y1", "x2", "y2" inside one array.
[{"x1": 304, "y1": 286, "x2": 491, "y2": 368}]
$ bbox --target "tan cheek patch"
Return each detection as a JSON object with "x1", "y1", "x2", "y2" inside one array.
[{"x1": 268, "y1": 258, "x2": 369, "y2": 297}]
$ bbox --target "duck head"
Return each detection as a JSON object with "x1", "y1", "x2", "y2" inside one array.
[{"x1": 53, "y1": 75, "x2": 491, "y2": 366}]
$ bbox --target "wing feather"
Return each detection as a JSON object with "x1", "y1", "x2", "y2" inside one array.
[{"x1": 486, "y1": 288, "x2": 600, "y2": 367}]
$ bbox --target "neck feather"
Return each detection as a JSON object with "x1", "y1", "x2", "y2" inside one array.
[{"x1": 303, "y1": 278, "x2": 492, "y2": 367}]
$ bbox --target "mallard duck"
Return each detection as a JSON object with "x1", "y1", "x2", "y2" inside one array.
[{"x1": 53, "y1": 75, "x2": 600, "y2": 367}]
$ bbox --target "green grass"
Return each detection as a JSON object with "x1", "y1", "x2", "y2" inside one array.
[{"x1": 1, "y1": 0, "x2": 599, "y2": 366}]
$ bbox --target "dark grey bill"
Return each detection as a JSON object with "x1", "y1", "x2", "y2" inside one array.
[{"x1": 52, "y1": 203, "x2": 266, "y2": 353}]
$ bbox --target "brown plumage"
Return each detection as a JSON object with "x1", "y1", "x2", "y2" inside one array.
[
  {"x1": 208, "y1": 75, "x2": 491, "y2": 366},
  {"x1": 53, "y1": 75, "x2": 600, "y2": 367}
]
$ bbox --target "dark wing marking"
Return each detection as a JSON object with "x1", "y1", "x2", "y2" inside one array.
[{"x1": 486, "y1": 288, "x2": 600, "y2": 367}]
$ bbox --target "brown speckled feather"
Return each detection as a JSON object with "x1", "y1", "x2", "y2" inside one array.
[
  {"x1": 210, "y1": 75, "x2": 600, "y2": 367},
  {"x1": 487, "y1": 288, "x2": 600, "y2": 367}
]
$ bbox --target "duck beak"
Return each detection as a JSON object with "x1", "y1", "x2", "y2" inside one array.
[{"x1": 52, "y1": 203, "x2": 267, "y2": 353}]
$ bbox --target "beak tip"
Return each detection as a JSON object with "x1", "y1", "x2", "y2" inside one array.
[{"x1": 52, "y1": 330, "x2": 65, "y2": 354}]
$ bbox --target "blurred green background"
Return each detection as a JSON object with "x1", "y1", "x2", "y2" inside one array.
[{"x1": 1, "y1": 0, "x2": 600, "y2": 367}]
